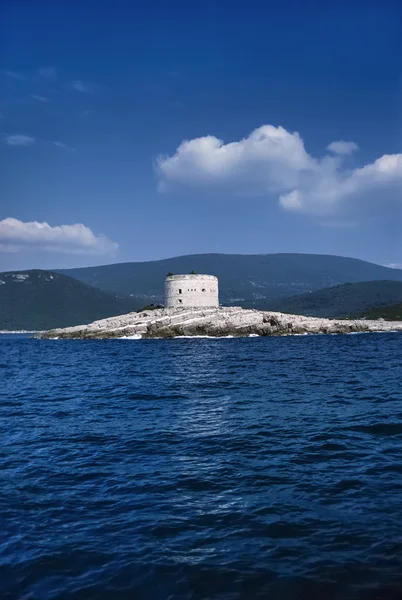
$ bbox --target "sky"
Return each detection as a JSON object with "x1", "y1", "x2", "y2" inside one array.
[{"x1": 1, "y1": 0, "x2": 402, "y2": 271}]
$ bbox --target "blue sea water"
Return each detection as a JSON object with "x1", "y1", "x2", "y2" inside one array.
[{"x1": 1, "y1": 333, "x2": 402, "y2": 600}]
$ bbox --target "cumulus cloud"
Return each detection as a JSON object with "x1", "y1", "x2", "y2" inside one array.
[
  {"x1": 327, "y1": 140, "x2": 359, "y2": 155},
  {"x1": 156, "y1": 125, "x2": 402, "y2": 217},
  {"x1": 3, "y1": 134, "x2": 35, "y2": 146},
  {"x1": 0, "y1": 218, "x2": 118, "y2": 256},
  {"x1": 157, "y1": 126, "x2": 314, "y2": 194}
]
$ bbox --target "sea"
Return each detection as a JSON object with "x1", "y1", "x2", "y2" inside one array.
[{"x1": 1, "y1": 333, "x2": 402, "y2": 600}]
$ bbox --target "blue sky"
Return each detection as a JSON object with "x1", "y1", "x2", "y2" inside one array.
[{"x1": 1, "y1": 0, "x2": 402, "y2": 271}]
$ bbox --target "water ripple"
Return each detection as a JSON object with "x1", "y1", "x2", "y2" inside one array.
[{"x1": 1, "y1": 333, "x2": 402, "y2": 599}]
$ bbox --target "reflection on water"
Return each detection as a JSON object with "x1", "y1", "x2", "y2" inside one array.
[
  {"x1": 161, "y1": 340, "x2": 233, "y2": 437},
  {"x1": 1, "y1": 334, "x2": 402, "y2": 599}
]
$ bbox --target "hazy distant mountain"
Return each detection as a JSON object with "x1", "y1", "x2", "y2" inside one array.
[
  {"x1": 60, "y1": 253, "x2": 402, "y2": 307},
  {"x1": 268, "y1": 281, "x2": 402, "y2": 318},
  {"x1": 4, "y1": 255, "x2": 402, "y2": 330},
  {"x1": 0, "y1": 270, "x2": 141, "y2": 330}
]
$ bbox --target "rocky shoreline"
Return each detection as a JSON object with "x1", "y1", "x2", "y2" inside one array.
[{"x1": 37, "y1": 307, "x2": 402, "y2": 339}]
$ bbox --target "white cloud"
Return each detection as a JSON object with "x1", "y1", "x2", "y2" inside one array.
[
  {"x1": 31, "y1": 94, "x2": 51, "y2": 103},
  {"x1": 327, "y1": 140, "x2": 359, "y2": 155},
  {"x1": 157, "y1": 126, "x2": 314, "y2": 194},
  {"x1": 156, "y1": 124, "x2": 402, "y2": 217},
  {"x1": 52, "y1": 141, "x2": 75, "y2": 151},
  {"x1": 278, "y1": 189, "x2": 303, "y2": 210},
  {"x1": 71, "y1": 80, "x2": 93, "y2": 93},
  {"x1": 4, "y1": 67, "x2": 57, "y2": 80},
  {"x1": 386, "y1": 263, "x2": 402, "y2": 270},
  {"x1": 0, "y1": 218, "x2": 118, "y2": 256},
  {"x1": 3, "y1": 134, "x2": 35, "y2": 146},
  {"x1": 3, "y1": 70, "x2": 26, "y2": 80},
  {"x1": 37, "y1": 67, "x2": 57, "y2": 78}
]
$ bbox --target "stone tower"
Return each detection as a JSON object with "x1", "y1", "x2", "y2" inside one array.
[{"x1": 164, "y1": 274, "x2": 219, "y2": 309}]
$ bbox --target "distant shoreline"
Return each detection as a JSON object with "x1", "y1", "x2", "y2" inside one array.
[{"x1": 0, "y1": 330, "x2": 38, "y2": 335}]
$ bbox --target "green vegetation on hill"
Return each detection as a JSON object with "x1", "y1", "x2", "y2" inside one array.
[
  {"x1": 360, "y1": 303, "x2": 402, "y2": 321},
  {"x1": 137, "y1": 304, "x2": 164, "y2": 312},
  {"x1": 0, "y1": 270, "x2": 140, "y2": 330},
  {"x1": 60, "y1": 253, "x2": 402, "y2": 306},
  {"x1": 268, "y1": 281, "x2": 402, "y2": 318},
  {"x1": 3, "y1": 255, "x2": 402, "y2": 330}
]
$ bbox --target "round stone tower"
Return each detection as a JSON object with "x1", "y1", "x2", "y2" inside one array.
[{"x1": 165, "y1": 274, "x2": 219, "y2": 309}]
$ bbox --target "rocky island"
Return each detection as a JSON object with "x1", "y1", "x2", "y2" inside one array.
[{"x1": 38, "y1": 306, "x2": 402, "y2": 339}]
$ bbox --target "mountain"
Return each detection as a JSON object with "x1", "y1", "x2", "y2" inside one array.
[
  {"x1": 0, "y1": 270, "x2": 141, "y2": 330},
  {"x1": 60, "y1": 254, "x2": 402, "y2": 307},
  {"x1": 268, "y1": 281, "x2": 402, "y2": 318},
  {"x1": 360, "y1": 302, "x2": 402, "y2": 321}
]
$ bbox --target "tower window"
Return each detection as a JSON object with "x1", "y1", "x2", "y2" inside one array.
[
  {"x1": 178, "y1": 289, "x2": 182, "y2": 294},
  {"x1": 202, "y1": 288, "x2": 206, "y2": 292},
  {"x1": 178, "y1": 299, "x2": 182, "y2": 303}
]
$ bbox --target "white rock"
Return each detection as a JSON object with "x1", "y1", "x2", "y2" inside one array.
[{"x1": 38, "y1": 307, "x2": 402, "y2": 339}]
